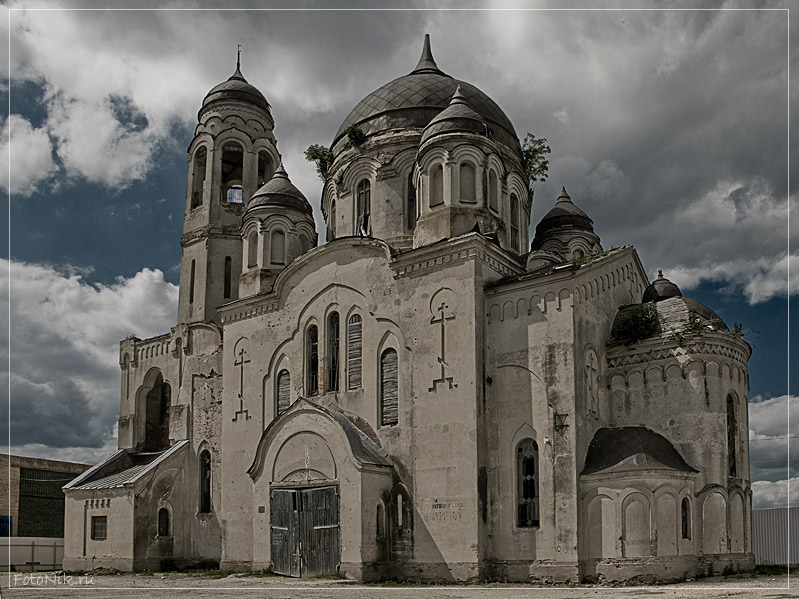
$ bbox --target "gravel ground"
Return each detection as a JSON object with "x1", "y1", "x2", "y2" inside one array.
[{"x1": 0, "y1": 572, "x2": 795, "y2": 599}]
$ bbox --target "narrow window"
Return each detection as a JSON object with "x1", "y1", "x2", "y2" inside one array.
[
  {"x1": 158, "y1": 508, "x2": 170, "y2": 537},
  {"x1": 407, "y1": 172, "x2": 416, "y2": 230},
  {"x1": 510, "y1": 193, "x2": 520, "y2": 252},
  {"x1": 430, "y1": 164, "x2": 444, "y2": 207},
  {"x1": 488, "y1": 169, "x2": 498, "y2": 211},
  {"x1": 271, "y1": 230, "x2": 285, "y2": 265},
  {"x1": 276, "y1": 369, "x2": 291, "y2": 415},
  {"x1": 459, "y1": 162, "x2": 476, "y2": 202},
  {"x1": 517, "y1": 439, "x2": 539, "y2": 527},
  {"x1": 199, "y1": 450, "x2": 212, "y2": 513},
  {"x1": 380, "y1": 348, "x2": 398, "y2": 426},
  {"x1": 681, "y1": 497, "x2": 691, "y2": 540},
  {"x1": 257, "y1": 150, "x2": 271, "y2": 187},
  {"x1": 247, "y1": 232, "x2": 258, "y2": 268},
  {"x1": 727, "y1": 395, "x2": 737, "y2": 477},
  {"x1": 224, "y1": 256, "x2": 232, "y2": 299},
  {"x1": 356, "y1": 180, "x2": 371, "y2": 235},
  {"x1": 91, "y1": 515, "x2": 107, "y2": 540},
  {"x1": 298, "y1": 234, "x2": 311, "y2": 256},
  {"x1": 329, "y1": 199, "x2": 337, "y2": 241},
  {"x1": 189, "y1": 260, "x2": 196, "y2": 304},
  {"x1": 221, "y1": 142, "x2": 244, "y2": 203},
  {"x1": 191, "y1": 147, "x2": 207, "y2": 208},
  {"x1": 347, "y1": 315, "x2": 363, "y2": 389},
  {"x1": 307, "y1": 325, "x2": 319, "y2": 396},
  {"x1": 327, "y1": 312, "x2": 340, "y2": 392},
  {"x1": 376, "y1": 503, "x2": 384, "y2": 539},
  {"x1": 397, "y1": 494, "x2": 403, "y2": 529}
]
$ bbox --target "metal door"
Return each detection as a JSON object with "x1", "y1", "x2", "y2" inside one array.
[{"x1": 270, "y1": 485, "x2": 339, "y2": 577}]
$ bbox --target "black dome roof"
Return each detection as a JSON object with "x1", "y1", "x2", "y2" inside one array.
[
  {"x1": 334, "y1": 35, "x2": 520, "y2": 154},
  {"x1": 202, "y1": 60, "x2": 270, "y2": 113},
  {"x1": 247, "y1": 164, "x2": 312, "y2": 216},
  {"x1": 534, "y1": 187, "x2": 594, "y2": 236},
  {"x1": 642, "y1": 271, "x2": 682, "y2": 303}
]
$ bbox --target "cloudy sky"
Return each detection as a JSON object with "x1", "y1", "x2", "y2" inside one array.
[{"x1": 2, "y1": 3, "x2": 795, "y2": 509}]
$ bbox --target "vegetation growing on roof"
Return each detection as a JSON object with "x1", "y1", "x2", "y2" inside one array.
[
  {"x1": 613, "y1": 302, "x2": 659, "y2": 346},
  {"x1": 304, "y1": 144, "x2": 334, "y2": 181},
  {"x1": 521, "y1": 133, "x2": 551, "y2": 195},
  {"x1": 343, "y1": 124, "x2": 367, "y2": 148}
]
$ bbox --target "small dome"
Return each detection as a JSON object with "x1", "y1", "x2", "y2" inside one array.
[
  {"x1": 202, "y1": 58, "x2": 270, "y2": 113},
  {"x1": 642, "y1": 270, "x2": 682, "y2": 303},
  {"x1": 247, "y1": 164, "x2": 312, "y2": 216},
  {"x1": 420, "y1": 86, "x2": 489, "y2": 144},
  {"x1": 534, "y1": 187, "x2": 594, "y2": 237},
  {"x1": 333, "y1": 35, "x2": 520, "y2": 155}
]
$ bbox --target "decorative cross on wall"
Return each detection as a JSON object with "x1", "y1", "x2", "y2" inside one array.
[
  {"x1": 429, "y1": 300, "x2": 457, "y2": 392},
  {"x1": 233, "y1": 347, "x2": 251, "y2": 422}
]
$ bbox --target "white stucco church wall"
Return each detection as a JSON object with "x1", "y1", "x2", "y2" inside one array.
[{"x1": 63, "y1": 36, "x2": 753, "y2": 582}]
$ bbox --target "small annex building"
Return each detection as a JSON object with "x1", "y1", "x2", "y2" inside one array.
[{"x1": 63, "y1": 37, "x2": 754, "y2": 582}]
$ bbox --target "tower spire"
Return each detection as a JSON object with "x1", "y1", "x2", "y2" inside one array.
[
  {"x1": 413, "y1": 34, "x2": 443, "y2": 74},
  {"x1": 237, "y1": 44, "x2": 241, "y2": 71}
]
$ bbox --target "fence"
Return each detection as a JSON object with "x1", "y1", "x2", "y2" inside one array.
[
  {"x1": 0, "y1": 537, "x2": 64, "y2": 571},
  {"x1": 753, "y1": 507, "x2": 798, "y2": 566}
]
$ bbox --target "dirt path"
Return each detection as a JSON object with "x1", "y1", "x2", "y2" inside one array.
[{"x1": 0, "y1": 572, "x2": 794, "y2": 598}]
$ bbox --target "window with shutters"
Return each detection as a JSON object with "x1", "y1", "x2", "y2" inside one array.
[
  {"x1": 380, "y1": 348, "x2": 398, "y2": 426},
  {"x1": 327, "y1": 312, "x2": 340, "y2": 391},
  {"x1": 510, "y1": 193, "x2": 520, "y2": 252},
  {"x1": 517, "y1": 439, "x2": 539, "y2": 527},
  {"x1": 276, "y1": 369, "x2": 291, "y2": 415},
  {"x1": 347, "y1": 314, "x2": 362, "y2": 389},
  {"x1": 307, "y1": 325, "x2": 319, "y2": 396}
]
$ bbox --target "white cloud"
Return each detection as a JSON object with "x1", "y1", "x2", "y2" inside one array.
[
  {"x1": 752, "y1": 478, "x2": 798, "y2": 510},
  {"x1": 0, "y1": 115, "x2": 57, "y2": 196},
  {"x1": 747, "y1": 395, "x2": 797, "y2": 492},
  {"x1": 554, "y1": 107, "x2": 570, "y2": 125},
  {"x1": 3, "y1": 259, "x2": 178, "y2": 458}
]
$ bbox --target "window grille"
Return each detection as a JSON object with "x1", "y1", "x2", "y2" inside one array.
[
  {"x1": 517, "y1": 439, "x2": 539, "y2": 527},
  {"x1": 380, "y1": 348, "x2": 398, "y2": 426},
  {"x1": 347, "y1": 315, "x2": 362, "y2": 389},
  {"x1": 91, "y1": 516, "x2": 107, "y2": 540}
]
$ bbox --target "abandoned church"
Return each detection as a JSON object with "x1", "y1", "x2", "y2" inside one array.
[{"x1": 62, "y1": 36, "x2": 754, "y2": 582}]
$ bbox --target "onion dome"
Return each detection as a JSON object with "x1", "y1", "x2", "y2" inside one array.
[
  {"x1": 534, "y1": 187, "x2": 593, "y2": 237},
  {"x1": 642, "y1": 270, "x2": 682, "y2": 303},
  {"x1": 333, "y1": 34, "x2": 520, "y2": 154},
  {"x1": 201, "y1": 55, "x2": 270, "y2": 113},
  {"x1": 247, "y1": 163, "x2": 312, "y2": 216},
  {"x1": 421, "y1": 86, "x2": 489, "y2": 144}
]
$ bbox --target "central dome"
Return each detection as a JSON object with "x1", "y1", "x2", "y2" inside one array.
[{"x1": 333, "y1": 35, "x2": 521, "y2": 155}]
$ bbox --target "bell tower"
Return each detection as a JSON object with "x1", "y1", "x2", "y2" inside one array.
[{"x1": 178, "y1": 54, "x2": 280, "y2": 324}]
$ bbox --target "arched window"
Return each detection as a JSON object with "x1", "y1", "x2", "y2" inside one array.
[
  {"x1": 257, "y1": 150, "x2": 271, "y2": 187},
  {"x1": 144, "y1": 372, "x2": 171, "y2": 452},
  {"x1": 347, "y1": 314, "x2": 363, "y2": 389},
  {"x1": 306, "y1": 325, "x2": 319, "y2": 396},
  {"x1": 681, "y1": 497, "x2": 691, "y2": 540},
  {"x1": 276, "y1": 369, "x2": 291, "y2": 415},
  {"x1": 158, "y1": 507, "x2": 170, "y2": 537},
  {"x1": 727, "y1": 395, "x2": 737, "y2": 477},
  {"x1": 327, "y1": 312, "x2": 340, "y2": 392},
  {"x1": 380, "y1": 348, "x2": 398, "y2": 426},
  {"x1": 298, "y1": 234, "x2": 311, "y2": 256},
  {"x1": 430, "y1": 164, "x2": 444, "y2": 207},
  {"x1": 224, "y1": 256, "x2": 232, "y2": 299},
  {"x1": 199, "y1": 450, "x2": 212, "y2": 513},
  {"x1": 356, "y1": 179, "x2": 371, "y2": 235},
  {"x1": 459, "y1": 162, "x2": 476, "y2": 203},
  {"x1": 407, "y1": 172, "x2": 416, "y2": 230},
  {"x1": 488, "y1": 169, "x2": 498, "y2": 211},
  {"x1": 271, "y1": 230, "x2": 285, "y2": 265},
  {"x1": 189, "y1": 260, "x2": 196, "y2": 304},
  {"x1": 510, "y1": 193, "x2": 520, "y2": 252},
  {"x1": 247, "y1": 231, "x2": 258, "y2": 268},
  {"x1": 191, "y1": 147, "x2": 207, "y2": 209},
  {"x1": 517, "y1": 439, "x2": 539, "y2": 527},
  {"x1": 221, "y1": 142, "x2": 244, "y2": 203},
  {"x1": 329, "y1": 199, "x2": 337, "y2": 241}
]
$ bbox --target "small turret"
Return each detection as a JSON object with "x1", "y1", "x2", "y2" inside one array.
[{"x1": 530, "y1": 187, "x2": 601, "y2": 263}]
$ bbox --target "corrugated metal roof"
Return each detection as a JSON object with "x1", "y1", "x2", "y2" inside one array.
[{"x1": 68, "y1": 440, "x2": 189, "y2": 490}]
